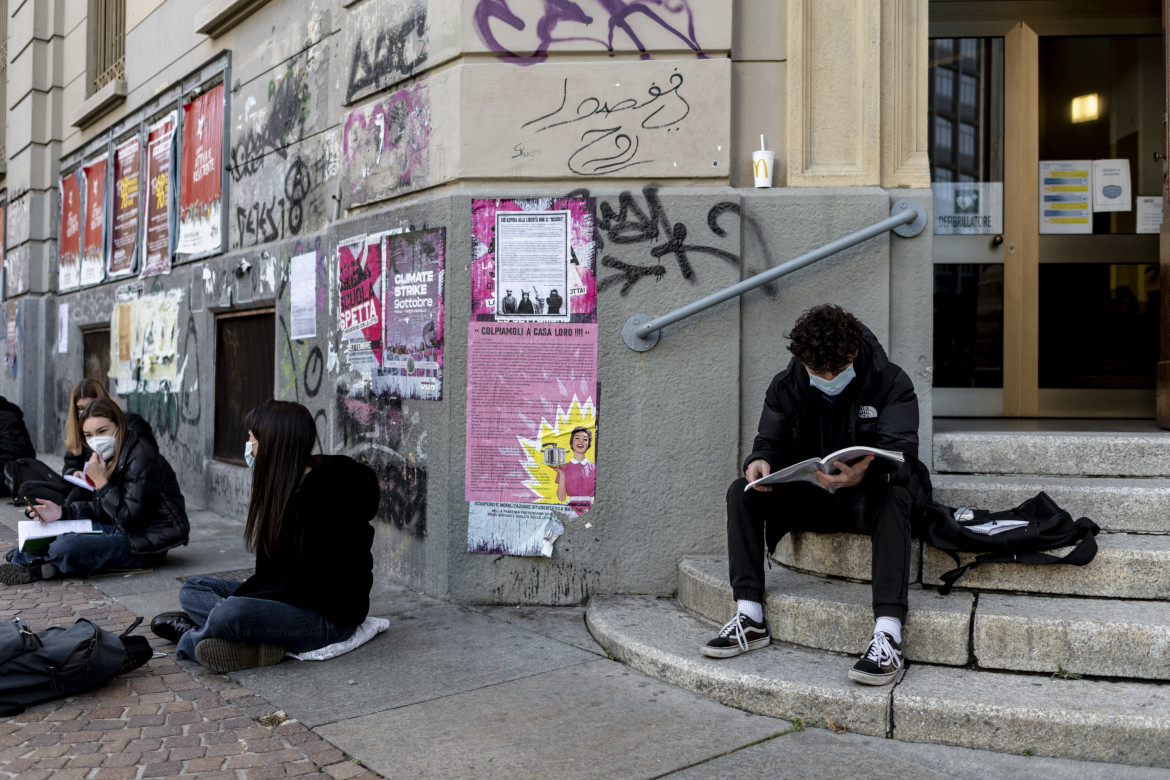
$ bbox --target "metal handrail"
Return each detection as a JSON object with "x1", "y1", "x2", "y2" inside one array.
[{"x1": 621, "y1": 199, "x2": 928, "y2": 352}]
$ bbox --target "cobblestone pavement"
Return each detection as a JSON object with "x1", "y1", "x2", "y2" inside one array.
[{"x1": 0, "y1": 525, "x2": 379, "y2": 780}]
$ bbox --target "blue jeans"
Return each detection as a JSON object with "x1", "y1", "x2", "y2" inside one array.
[
  {"x1": 175, "y1": 575, "x2": 356, "y2": 660},
  {"x1": 11, "y1": 522, "x2": 167, "y2": 574}
]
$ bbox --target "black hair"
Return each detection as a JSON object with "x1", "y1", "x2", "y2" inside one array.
[
  {"x1": 569, "y1": 427, "x2": 592, "y2": 450},
  {"x1": 243, "y1": 400, "x2": 318, "y2": 557},
  {"x1": 786, "y1": 304, "x2": 864, "y2": 375}
]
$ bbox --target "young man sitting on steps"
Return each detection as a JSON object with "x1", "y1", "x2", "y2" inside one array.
[{"x1": 702, "y1": 304, "x2": 931, "y2": 686}]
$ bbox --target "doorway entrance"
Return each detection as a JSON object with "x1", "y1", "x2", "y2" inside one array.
[{"x1": 929, "y1": 3, "x2": 1164, "y2": 417}]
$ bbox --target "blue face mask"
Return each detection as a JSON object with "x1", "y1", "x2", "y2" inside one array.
[
  {"x1": 807, "y1": 363, "x2": 856, "y2": 397},
  {"x1": 244, "y1": 441, "x2": 256, "y2": 470}
]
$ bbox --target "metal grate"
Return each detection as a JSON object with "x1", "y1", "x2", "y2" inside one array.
[{"x1": 91, "y1": 0, "x2": 125, "y2": 93}]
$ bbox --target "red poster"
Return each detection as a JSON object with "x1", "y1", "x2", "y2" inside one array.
[
  {"x1": 142, "y1": 113, "x2": 175, "y2": 277},
  {"x1": 109, "y1": 136, "x2": 141, "y2": 276},
  {"x1": 59, "y1": 172, "x2": 82, "y2": 290},
  {"x1": 176, "y1": 84, "x2": 224, "y2": 255},
  {"x1": 80, "y1": 157, "x2": 107, "y2": 286},
  {"x1": 338, "y1": 233, "x2": 384, "y2": 372}
]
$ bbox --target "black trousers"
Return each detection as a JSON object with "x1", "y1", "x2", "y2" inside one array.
[{"x1": 726, "y1": 477, "x2": 912, "y2": 622}]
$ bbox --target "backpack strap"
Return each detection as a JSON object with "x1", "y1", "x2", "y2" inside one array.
[{"x1": 936, "y1": 517, "x2": 1100, "y2": 595}]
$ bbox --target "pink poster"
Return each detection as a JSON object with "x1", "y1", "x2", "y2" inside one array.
[
  {"x1": 465, "y1": 323, "x2": 599, "y2": 555},
  {"x1": 338, "y1": 233, "x2": 384, "y2": 373},
  {"x1": 374, "y1": 227, "x2": 445, "y2": 401},
  {"x1": 471, "y1": 197, "x2": 596, "y2": 323}
]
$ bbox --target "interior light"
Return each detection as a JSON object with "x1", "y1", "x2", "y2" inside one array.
[{"x1": 1071, "y1": 94, "x2": 1100, "y2": 123}]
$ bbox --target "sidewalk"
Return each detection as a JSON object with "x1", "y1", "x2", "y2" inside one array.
[{"x1": 0, "y1": 498, "x2": 1164, "y2": 779}]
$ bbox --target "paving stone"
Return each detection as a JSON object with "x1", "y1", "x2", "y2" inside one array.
[{"x1": 678, "y1": 555, "x2": 972, "y2": 665}]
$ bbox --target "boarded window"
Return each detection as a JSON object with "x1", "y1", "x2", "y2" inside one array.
[
  {"x1": 82, "y1": 327, "x2": 111, "y2": 392},
  {"x1": 214, "y1": 310, "x2": 274, "y2": 462}
]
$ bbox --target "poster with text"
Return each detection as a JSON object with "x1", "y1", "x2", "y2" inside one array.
[
  {"x1": 1040, "y1": 160, "x2": 1092, "y2": 234},
  {"x1": 58, "y1": 171, "x2": 82, "y2": 291},
  {"x1": 80, "y1": 156, "x2": 108, "y2": 287},
  {"x1": 374, "y1": 228, "x2": 445, "y2": 401},
  {"x1": 338, "y1": 233, "x2": 384, "y2": 375},
  {"x1": 109, "y1": 136, "x2": 142, "y2": 277},
  {"x1": 176, "y1": 84, "x2": 224, "y2": 256},
  {"x1": 932, "y1": 182, "x2": 1003, "y2": 235},
  {"x1": 471, "y1": 197, "x2": 596, "y2": 324},
  {"x1": 142, "y1": 113, "x2": 176, "y2": 277},
  {"x1": 465, "y1": 322, "x2": 599, "y2": 556}
]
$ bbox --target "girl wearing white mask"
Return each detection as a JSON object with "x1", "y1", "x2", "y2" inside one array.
[{"x1": 0, "y1": 398, "x2": 189, "y2": 584}]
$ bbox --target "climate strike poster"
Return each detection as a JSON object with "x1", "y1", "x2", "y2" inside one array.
[
  {"x1": 338, "y1": 233, "x2": 384, "y2": 374},
  {"x1": 58, "y1": 171, "x2": 82, "y2": 291},
  {"x1": 142, "y1": 113, "x2": 176, "y2": 277},
  {"x1": 466, "y1": 197, "x2": 599, "y2": 558},
  {"x1": 109, "y1": 136, "x2": 141, "y2": 277},
  {"x1": 374, "y1": 228, "x2": 446, "y2": 401},
  {"x1": 175, "y1": 83, "x2": 224, "y2": 256},
  {"x1": 80, "y1": 157, "x2": 107, "y2": 287}
]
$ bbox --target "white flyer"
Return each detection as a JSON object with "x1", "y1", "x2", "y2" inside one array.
[
  {"x1": 1091, "y1": 159, "x2": 1131, "y2": 212},
  {"x1": 57, "y1": 303, "x2": 69, "y2": 354},
  {"x1": 1136, "y1": 196, "x2": 1163, "y2": 234},
  {"x1": 290, "y1": 251, "x2": 317, "y2": 340}
]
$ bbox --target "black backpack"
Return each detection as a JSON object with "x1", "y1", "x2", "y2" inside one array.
[
  {"x1": 926, "y1": 492, "x2": 1100, "y2": 594},
  {"x1": 0, "y1": 617, "x2": 153, "y2": 716},
  {"x1": 3, "y1": 457, "x2": 66, "y2": 501}
]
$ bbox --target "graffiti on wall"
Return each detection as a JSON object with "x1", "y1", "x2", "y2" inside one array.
[
  {"x1": 233, "y1": 134, "x2": 339, "y2": 251},
  {"x1": 562, "y1": 185, "x2": 777, "y2": 296},
  {"x1": 345, "y1": 5, "x2": 428, "y2": 104},
  {"x1": 342, "y1": 84, "x2": 431, "y2": 207},
  {"x1": 473, "y1": 0, "x2": 706, "y2": 64}
]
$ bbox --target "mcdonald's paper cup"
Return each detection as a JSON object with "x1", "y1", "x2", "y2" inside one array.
[{"x1": 752, "y1": 151, "x2": 774, "y2": 188}]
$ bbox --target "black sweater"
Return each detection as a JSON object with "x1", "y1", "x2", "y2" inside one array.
[{"x1": 234, "y1": 455, "x2": 380, "y2": 627}]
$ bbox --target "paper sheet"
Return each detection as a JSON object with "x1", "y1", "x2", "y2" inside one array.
[
  {"x1": 290, "y1": 251, "x2": 317, "y2": 340},
  {"x1": 57, "y1": 303, "x2": 69, "y2": 354}
]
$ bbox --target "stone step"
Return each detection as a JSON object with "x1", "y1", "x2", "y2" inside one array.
[
  {"x1": 586, "y1": 595, "x2": 1170, "y2": 767},
  {"x1": 776, "y1": 530, "x2": 1170, "y2": 599},
  {"x1": 679, "y1": 555, "x2": 1170, "y2": 680},
  {"x1": 933, "y1": 427, "x2": 1170, "y2": 478},
  {"x1": 932, "y1": 474, "x2": 1170, "y2": 535}
]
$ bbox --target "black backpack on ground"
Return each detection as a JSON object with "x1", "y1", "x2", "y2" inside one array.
[
  {"x1": 926, "y1": 491, "x2": 1100, "y2": 594},
  {"x1": 0, "y1": 617, "x2": 153, "y2": 716},
  {"x1": 3, "y1": 457, "x2": 66, "y2": 502}
]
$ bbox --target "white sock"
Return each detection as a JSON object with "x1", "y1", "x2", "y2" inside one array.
[
  {"x1": 737, "y1": 600, "x2": 764, "y2": 623},
  {"x1": 874, "y1": 617, "x2": 902, "y2": 644}
]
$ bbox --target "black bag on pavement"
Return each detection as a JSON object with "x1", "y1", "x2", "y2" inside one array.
[
  {"x1": 926, "y1": 491, "x2": 1100, "y2": 594},
  {"x1": 4, "y1": 458, "x2": 67, "y2": 502},
  {"x1": 0, "y1": 617, "x2": 152, "y2": 716}
]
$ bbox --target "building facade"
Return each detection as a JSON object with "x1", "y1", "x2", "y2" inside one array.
[{"x1": 0, "y1": 0, "x2": 1159, "y2": 603}]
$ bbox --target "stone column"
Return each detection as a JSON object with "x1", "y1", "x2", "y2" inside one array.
[
  {"x1": 880, "y1": 0, "x2": 931, "y2": 188},
  {"x1": 786, "y1": 0, "x2": 881, "y2": 187}
]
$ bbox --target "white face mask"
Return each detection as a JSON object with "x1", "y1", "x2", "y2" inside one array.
[
  {"x1": 244, "y1": 441, "x2": 256, "y2": 470},
  {"x1": 88, "y1": 435, "x2": 117, "y2": 462},
  {"x1": 807, "y1": 363, "x2": 856, "y2": 397}
]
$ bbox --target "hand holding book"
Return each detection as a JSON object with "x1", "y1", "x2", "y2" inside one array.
[{"x1": 744, "y1": 446, "x2": 905, "y2": 494}]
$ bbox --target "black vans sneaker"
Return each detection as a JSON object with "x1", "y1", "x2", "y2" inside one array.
[
  {"x1": 701, "y1": 611, "x2": 771, "y2": 658},
  {"x1": 848, "y1": 631, "x2": 905, "y2": 685}
]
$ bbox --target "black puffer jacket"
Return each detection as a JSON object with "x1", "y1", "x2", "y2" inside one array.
[
  {"x1": 0, "y1": 396, "x2": 35, "y2": 463},
  {"x1": 62, "y1": 430, "x2": 189, "y2": 554},
  {"x1": 235, "y1": 456, "x2": 379, "y2": 627},
  {"x1": 63, "y1": 412, "x2": 158, "y2": 476},
  {"x1": 746, "y1": 327, "x2": 932, "y2": 513}
]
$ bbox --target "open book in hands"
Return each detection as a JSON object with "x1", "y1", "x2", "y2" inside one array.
[{"x1": 744, "y1": 446, "x2": 905, "y2": 493}]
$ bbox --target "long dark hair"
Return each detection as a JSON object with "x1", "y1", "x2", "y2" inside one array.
[
  {"x1": 79, "y1": 398, "x2": 128, "y2": 477},
  {"x1": 244, "y1": 400, "x2": 318, "y2": 557}
]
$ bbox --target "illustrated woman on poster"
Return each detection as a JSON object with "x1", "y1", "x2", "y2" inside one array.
[{"x1": 554, "y1": 427, "x2": 595, "y2": 504}]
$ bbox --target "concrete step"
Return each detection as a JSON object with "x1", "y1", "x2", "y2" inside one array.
[
  {"x1": 932, "y1": 474, "x2": 1170, "y2": 535},
  {"x1": 933, "y1": 428, "x2": 1170, "y2": 478},
  {"x1": 586, "y1": 595, "x2": 1170, "y2": 767},
  {"x1": 679, "y1": 555, "x2": 1170, "y2": 680},
  {"x1": 776, "y1": 530, "x2": 1170, "y2": 599}
]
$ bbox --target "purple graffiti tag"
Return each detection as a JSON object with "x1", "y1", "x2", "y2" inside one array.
[
  {"x1": 343, "y1": 84, "x2": 431, "y2": 199},
  {"x1": 474, "y1": 0, "x2": 706, "y2": 65}
]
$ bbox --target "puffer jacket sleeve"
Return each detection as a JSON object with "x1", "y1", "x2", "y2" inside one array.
[
  {"x1": 85, "y1": 447, "x2": 155, "y2": 533},
  {"x1": 743, "y1": 372, "x2": 795, "y2": 474},
  {"x1": 866, "y1": 368, "x2": 920, "y2": 487}
]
